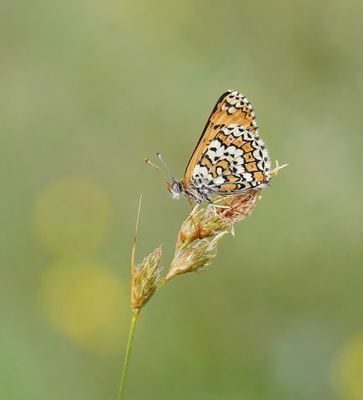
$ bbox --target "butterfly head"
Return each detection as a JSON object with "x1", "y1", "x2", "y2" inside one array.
[
  {"x1": 167, "y1": 180, "x2": 183, "y2": 200},
  {"x1": 145, "y1": 153, "x2": 183, "y2": 199}
]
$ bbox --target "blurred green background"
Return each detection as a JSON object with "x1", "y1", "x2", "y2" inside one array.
[{"x1": 1, "y1": 0, "x2": 363, "y2": 399}]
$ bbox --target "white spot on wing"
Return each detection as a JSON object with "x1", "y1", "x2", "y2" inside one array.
[{"x1": 213, "y1": 176, "x2": 225, "y2": 185}]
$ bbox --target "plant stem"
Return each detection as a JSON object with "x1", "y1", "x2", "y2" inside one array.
[{"x1": 118, "y1": 312, "x2": 139, "y2": 400}]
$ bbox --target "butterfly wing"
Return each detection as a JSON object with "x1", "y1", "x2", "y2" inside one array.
[{"x1": 182, "y1": 90, "x2": 271, "y2": 195}]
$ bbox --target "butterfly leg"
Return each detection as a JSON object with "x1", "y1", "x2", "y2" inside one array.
[{"x1": 187, "y1": 198, "x2": 203, "y2": 238}]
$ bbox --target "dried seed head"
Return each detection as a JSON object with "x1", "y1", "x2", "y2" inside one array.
[
  {"x1": 216, "y1": 189, "x2": 261, "y2": 225},
  {"x1": 128, "y1": 160, "x2": 286, "y2": 305},
  {"x1": 131, "y1": 246, "x2": 163, "y2": 313},
  {"x1": 165, "y1": 232, "x2": 226, "y2": 282},
  {"x1": 176, "y1": 205, "x2": 230, "y2": 248},
  {"x1": 166, "y1": 189, "x2": 263, "y2": 282}
]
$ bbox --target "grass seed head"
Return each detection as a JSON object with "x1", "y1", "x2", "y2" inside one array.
[
  {"x1": 165, "y1": 232, "x2": 226, "y2": 281},
  {"x1": 131, "y1": 246, "x2": 163, "y2": 313},
  {"x1": 176, "y1": 205, "x2": 230, "y2": 248},
  {"x1": 216, "y1": 189, "x2": 261, "y2": 225}
]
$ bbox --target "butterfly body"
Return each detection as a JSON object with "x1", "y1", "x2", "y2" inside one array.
[
  {"x1": 167, "y1": 90, "x2": 272, "y2": 204},
  {"x1": 168, "y1": 179, "x2": 212, "y2": 203}
]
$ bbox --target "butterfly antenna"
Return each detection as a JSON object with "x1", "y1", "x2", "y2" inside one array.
[
  {"x1": 156, "y1": 152, "x2": 174, "y2": 181},
  {"x1": 144, "y1": 157, "x2": 161, "y2": 170}
]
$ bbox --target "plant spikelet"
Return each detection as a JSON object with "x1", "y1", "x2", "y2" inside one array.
[{"x1": 131, "y1": 246, "x2": 163, "y2": 313}]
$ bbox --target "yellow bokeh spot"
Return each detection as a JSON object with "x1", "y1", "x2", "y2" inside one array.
[
  {"x1": 333, "y1": 333, "x2": 363, "y2": 400},
  {"x1": 40, "y1": 259, "x2": 128, "y2": 354},
  {"x1": 35, "y1": 178, "x2": 111, "y2": 255}
]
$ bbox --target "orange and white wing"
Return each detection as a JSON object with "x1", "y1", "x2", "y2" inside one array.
[{"x1": 182, "y1": 90, "x2": 271, "y2": 194}]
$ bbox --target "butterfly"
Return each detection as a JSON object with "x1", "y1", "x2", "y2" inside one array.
[{"x1": 161, "y1": 90, "x2": 272, "y2": 203}]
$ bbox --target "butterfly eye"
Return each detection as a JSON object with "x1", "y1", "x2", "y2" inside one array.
[
  {"x1": 172, "y1": 182, "x2": 181, "y2": 194},
  {"x1": 166, "y1": 181, "x2": 182, "y2": 199}
]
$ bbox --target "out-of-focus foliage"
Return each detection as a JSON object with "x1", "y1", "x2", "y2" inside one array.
[{"x1": 1, "y1": 0, "x2": 362, "y2": 399}]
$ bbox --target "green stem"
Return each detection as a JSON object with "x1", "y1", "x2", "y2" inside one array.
[{"x1": 118, "y1": 312, "x2": 139, "y2": 400}]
